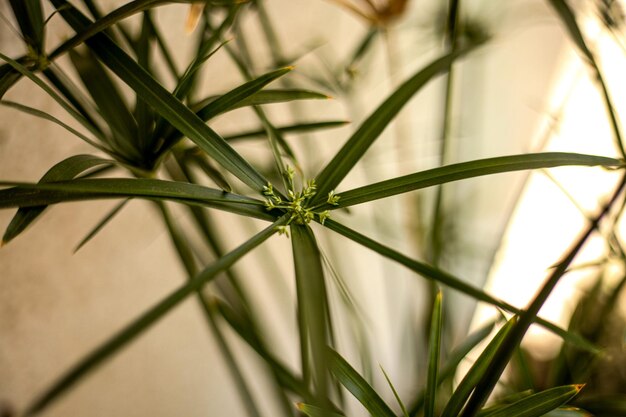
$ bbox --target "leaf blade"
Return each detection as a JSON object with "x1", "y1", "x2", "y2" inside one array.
[
  {"x1": 441, "y1": 317, "x2": 517, "y2": 417},
  {"x1": 332, "y1": 153, "x2": 622, "y2": 208},
  {"x1": 297, "y1": 403, "x2": 346, "y2": 417},
  {"x1": 424, "y1": 290, "x2": 444, "y2": 417},
  {"x1": 2, "y1": 155, "x2": 113, "y2": 244},
  {"x1": 328, "y1": 347, "x2": 396, "y2": 417},
  {"x1": 50, "y1": 0, "x2": 269, "y2": 191},
  {"x1": 0, "y1": 178, "x2": 273, "y2": 221},
  {"x1": 223, "y1": 120, "x2": 349, "y2": 141},
  {"x1": 291, "y1": 224, "x2": 331, "y2": 405},
  {"x1": 312, "y1": 43, "x2": 482, "y2": 203},
  {"x1": 482, "y1": 385, "x2": 583, "y2": 417}
]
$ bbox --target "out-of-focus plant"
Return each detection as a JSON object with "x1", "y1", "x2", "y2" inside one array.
[{"x1": 1, "y1": 1, "x2": 626, "y2": 417}]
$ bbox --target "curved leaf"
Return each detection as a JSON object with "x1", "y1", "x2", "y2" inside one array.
[
  {"x1": 297, "y1": 403, "x2": 346, "y2": 417},
  {"x1": 328, "y1": 347, "x2": 396, "y2": 417},
  {"x1": 481, "y1": 385, "x2": 583, "y2": 417},
  {"x1": 0, "y1": 178, "x2": 273, "y2": 221},
  {"x1": 408, "y1": 320, "x2": 498, "y2": 415},
  {"x1": 69, "y1": 48, "x2": 139, "y2": 159},
  {"x1": 2, "y1": 155, "x2": 113, "y2": 244},
  {"x1": 0, "y1": 100, "x2": 105, "y2": 151},
  {"x1": 48, "y1": 0, "x2": 239, "y2": 59},
  {"x1": 50, "y1": 0, "x2": 269, "y2": 191},
  {"x1": 441, "y1": 317, "x2": 517, "y2": 417},
  {"x1": 332, "y1": 153, "x2": 622, "y2": 208},
  {"x1": 312, "y1": 43, "x2": 482, "y2": 204},
  {"x1": 223, "y1": 120, "x2": 349, "y2": 141},
  {"x1": 291, "y1": 224, "x2": 331, "y2": 405},
  {"x1": 155, "y1": 67, "x2": 295, "y2": 155},
  {"x1": 425, "y1": 291, "x2": 444, "y2": 417},
  {"x1": 74, "y1": 199, "x2": 128, "y2": 253},
  {"x1": 0, "y1": 52, "x2": 108, "y2": 145}
]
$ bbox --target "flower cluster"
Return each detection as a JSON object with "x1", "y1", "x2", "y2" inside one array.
[{"x1": 263, "y1": 168, "x2": 340, "y2": 237}]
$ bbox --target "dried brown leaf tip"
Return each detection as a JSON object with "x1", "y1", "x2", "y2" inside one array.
[
  {"x1": 327, "y1": 0, "x2": 410, "y2": 26},
  {"x1": 185, "y1": 3, "x2": 205, "y2": 33}
]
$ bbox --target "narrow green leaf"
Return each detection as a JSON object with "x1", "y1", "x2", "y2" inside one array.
[
  {"x1": 328, "y1": 347, "x2": 396, "y2": 417},
  {"x1": 68, "y1": 48, "x2": 139, "y2": 159},
  {"x1": 173, "y1": 40, "x2": 229, "y2": 102},
  {"x1": 481, "y1": 385, "x2": 583, "y2": 417},
  {"x1": 193, "y1": 78, "x2": 303, "y2": 118},
  {"x1": 143, "y1": 13, "x2": 179, "y2": 79},
  {"x1": 322, "y1": 219, "x2": 599, "y2": 353},
  {"x1": 73, "y1": 199, "x2": 128, "y2": 253},
  {"x1": 156, "y1": 67, "x2": 294, "y2": 150},
  {"x1": 42, "y1": 66, "x2": 108, "y2": 138},
  {"x1": 441, "y1": 317, "x2": 517, "y2": 417},
  {"x1": 235, "y1": 88, "x2": 331, "y2": 107},
  {"x1": 344, "y1": 28, "x2": 379, "y2": 74},
  {"x1": 0, "y1": 63, "x2": 24, "y2": 98},
  {"x1": 331, "y1": 153, "x2": 623, "y2": 209},
  {"x1": 291, "y1": 224, "x2": 331, "y2": 405},
  {"x1": 9, "y1": 0, "x2": 45, "y2": 53},
  {"x1": 187, "y1": 151, "x2": 232, "y2": 192},
  {"x1": 191, "y1": 88, "x2": 331, "y2": 118},
  {"x1": 312, "y1": 43, "x2": 482, "y2": 204},
  {"x1": 0, "y1": 178, "x2": 273, "y2": 221},
  {"x1": 425, "y1": 290, "x2": 444, "y2": 417},
  {"x1": 223, "y1": 120, "x2": 350, "y2": 141},
  {"x1": 513, "y1": 344, "x2": 536, "y2": 391},
  {"x1": 220, "y1": 38, "x2": 298, "y2": 173},
  {"x1": 0, "y1": 100, "x2": 107, "y2": 151},
  {"x1": 380, "y1": 366, "x2": 409, "y2": 417},
  {"x1": 546, "y1": 0, "x2": 593, "y2": 61},
  {"x1": 178, "y1": 6, "x2": 242, "y2": 106},
  {"x1": 408, "y1": 320, "x2": 498, "y2": 415},
  {"x1": 297, "y1": 403, "x2": 346, "y2": 417},
  {"x1": 25, "y1": 215, "x2": 287, "y2": 416},
  {"x1": 2, "y1": 155, "x2": 113, "y2": 244},
  {"x1": 542, "y1": 408, "x2": 592, "y2": 417},
  {"x1": 50, "y1": 0, "x2": 269, "y2": 191},
  {"x1": 135, "y1": 11, "x2": 155, "y2": 155},
  {"x1": 48, "y1": 0, "x2": 235, "y2": 60},
  {"x1": 0, "y1": 52, "x2": 107, "y2": 145}
]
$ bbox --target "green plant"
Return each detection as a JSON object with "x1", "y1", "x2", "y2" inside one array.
[{"x1": 1, "y1": 1, "x2": 626, "y2": 416}]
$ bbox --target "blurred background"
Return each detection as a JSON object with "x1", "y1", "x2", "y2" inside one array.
[{"x1": 1, "y1": 0, "x2": 625, "y2": 416}]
